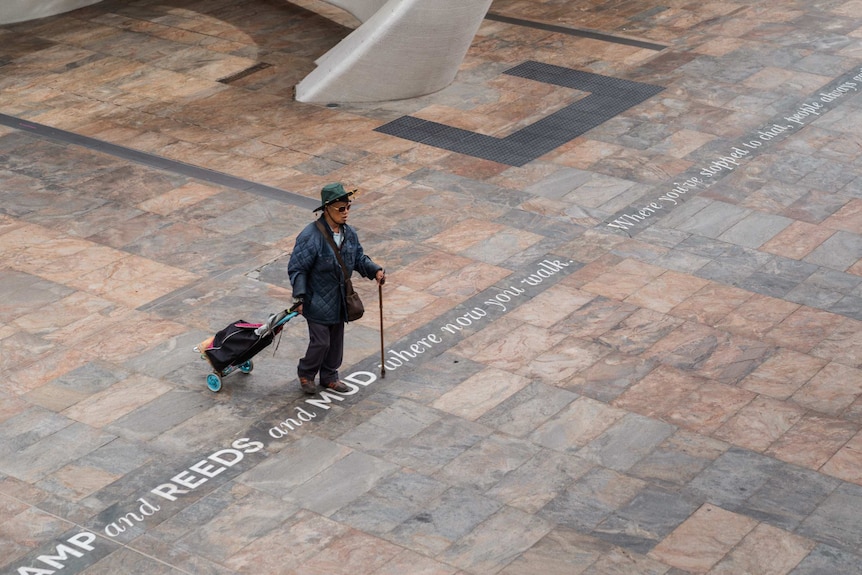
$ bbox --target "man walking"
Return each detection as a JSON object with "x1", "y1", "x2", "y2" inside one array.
[{"x1": 288, "y1": 183, "x2": 385, "y2": 394}]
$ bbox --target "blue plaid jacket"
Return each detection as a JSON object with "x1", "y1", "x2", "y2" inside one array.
[{"x1": 288, "y1": 217, "x2": 381, "y2": 325}]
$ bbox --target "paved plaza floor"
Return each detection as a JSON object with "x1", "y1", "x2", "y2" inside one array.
[{"x1": 2, "y1": 0, "x2": 862, "y2": 573}]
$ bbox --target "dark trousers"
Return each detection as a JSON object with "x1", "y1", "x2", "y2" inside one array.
[{"x1": 297, "y1": 320, "x2": 344, "y2": 384}]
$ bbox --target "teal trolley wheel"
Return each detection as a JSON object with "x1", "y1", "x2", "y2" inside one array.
[
  {"x1": 239, "y1": 360, "x2": 254, "y2": 374},
  {"x1": 206, "y1": 373, "x2": 222, "y2": 392}
]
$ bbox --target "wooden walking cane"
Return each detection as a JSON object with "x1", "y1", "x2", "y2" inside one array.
[{"x1": 379, "y1": 281, "x2": 385, "y2": 378}]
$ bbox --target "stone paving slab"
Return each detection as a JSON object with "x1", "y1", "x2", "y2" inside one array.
[{"x1": 2, "y1": 0, "x2": 862, "y2": 574}]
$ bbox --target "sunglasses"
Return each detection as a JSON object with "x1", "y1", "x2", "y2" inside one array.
[{"x1": 330, "y1": 203, "x2": 351, "y2": 213}]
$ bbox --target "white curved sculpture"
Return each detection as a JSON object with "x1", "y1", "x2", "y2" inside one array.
[
  {"x1": 0, "y1": 0, "x2": 101, "y2": 24},
  {"x1": 2, "y1": 0, "x2": 492, "y2": 104},
  {"x1": 295, "y1": 0, "x2": 494, "y2": 103}
]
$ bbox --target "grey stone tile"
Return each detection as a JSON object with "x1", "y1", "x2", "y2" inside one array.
[
  {"x1": 123, "y1": 331, "x2": 212, "y2": 378},
  {"x1": 381, "y1": 416, "x2": 492, "y2": 475},
  {"x1": 0, "y1": 270, "x2": 75, "y2": 322},
  {"x1": 387, "y1": 486, "x2": 502, "y2": 555},
  {"x1": 337, "y1": 399, "x2": 441, "y2": 454},
  {"x1": 805, "y1": 268, "x2": 862, "y2": 293},
  {"x1": 525, "y1": 167, "x2": 593, "y2": 199},
  {"x1": 683, "y1": 448, "x2": 784, "y2": 509},
  {"x1": 826, "y1": 294, "x2": 862, "y2": 321},
  {"x1": 48, "y1": 362, "x2": 130, "y2": 395},
  {"x1": 562, "y1": 173, "x2": 639, "y2": 210},
  {"x1": 175, "y1": 489, "x2": 298, "y2": 562},
  {"x1": 741, "y1": 464, "x2": 841, "y2": 531},
  {"x1": 716, "y1": 212, "x2": 793, "y2": 248},
  {"x1": 675, "y1": 201, "x2": 750, "y2": 238},
  {"x1": 283, "y1": 451, "x2": 399, "y2": 516},
  {"x1": 79, "y1": 547, "x2": 179, "y2": 574},
  {"x1": 236, "y1": 435, "x2": 350, "y2": 495},
  {"x1": 783, "y1": 191, "x2": 851, "y2": 223},
  {"x1": 798, "y1": 157, "x2": 859, "y2": 190},
  {"x1": 634, "y1": 226, "x2": 690, "y2": 249},
  {"x1": 567, "y1": 354, "x2": 658, "y2": 403},
  {"x1": 762, "y1": 151, "x2": 825, "y2": 184},
  {"x1": 498, "y1": 526, "x2": 614, "y2": 574},
  {"x1": 2, "y1": 422, "x2": 115, "y2": 483},
  {"x1": 119, "y1": 534, "x2": 241, "y2": 575},
  {"x1": 440, "y1": 506, "x2": 554, "y2": 574},
  {"x1": 676, "y1": 234, "x2": 732, "y2": 258},
  {"x1": 785, "y1": 282, "x2": 848, "y2": 309},
  {"x1": 735, "y1": 270, "x2": 804, "y2": 298},
  {"x1": 592, "y1": 487, "x2": 699, "y2": 554},
  {"x1": 798, "y1": 483, "x2": 862, "y2": 552},
  {"x1": 804, "y1": 231, "x2": 862, "y2": 271},
  {"x1": 476, "y1": 382, "x2": 578, "y2": 438},
  {"x1": 330, "y1": 470, "x2": 448, "y2": 535},
  {"x1": 789, "y1": 544, "x2": 862, "y2": 575},
  {"x1": 146, "y1": 481, "x2": 252, "y2": 543},
  {"x1": 696, "y1": 246, "x2": 775, "y2": 285},
  {"x1": 577, "y1": 413, "x2": 675, "y2": 472},
  {"x1": 0, "y1": 407, "x2": 75, "y2": 459},
  {"x1": 486, "y1": 449, "x2": 594, "y2": 514},
  {"x1": 435, "y1": 433, "x2": 540, "y2": 491},
  {"x1": 628, "y1": 447, "x2": 715, "y2": 490},
  {"x1": 107, "y1": 389, "x2": 213, "y2": 442},
  {"x1": 655, "y1": 196, "x2": 714, "y2": 230},
  {"x1": 652, "y1": 250, "x2": 712, "y2": 274},
  {"x1": 538, "y1": 467, "x2": 645, "y2": 532}
]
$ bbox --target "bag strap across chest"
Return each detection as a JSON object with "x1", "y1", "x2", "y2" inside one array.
[{"x1": 316, "y1": 220, "x2": 350, "y2": 281}]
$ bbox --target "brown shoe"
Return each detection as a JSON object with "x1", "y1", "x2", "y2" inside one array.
[
  {"x1": 322, "y1": 380, "x2": 350, "y2": 393},
  {"x1": 299, "y1": 377, "x2": 317, "y2": 394}
]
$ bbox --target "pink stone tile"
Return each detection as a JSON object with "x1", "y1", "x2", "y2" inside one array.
[
  {"x1": 598, "y1": 308, "x2": 685, "y2": 355},
  {"x1": 821, "y1": 430, "x2": 862, "y2": 485},
  {"x1": 645, "y1": 321, "x2": 723, "y2": 368},
  {"x1": 452, "y1": 317, "x2": 524, "y2": 359},
  {"x1": 760, "y1": 221, "x2": 837, "y2": 259},
  {"x1": 225, "y1": 510, "x2": 349, "y2": 573},
  {"x1": 46, "y1": 463, "x2": 121, "y2": 501},
  {"x1": 375, "y1": 549, "x2": 458, "y2": 575},
  {"x1": 624, "y1": 270, "x2": 710, "y2": 313},
  {"x1": 714, "y1": 294, "x2": 800, "y2": 340},
  {"x1": 426, "y1": 261, "x2": 512, "y2": 302},
  {"x1": 509, "y1": 284, "x2": 595, "y2": 328},
  {"x1": 649, "y1": 504, "x2": 758, "y2": 573},
  {"x1": 516, "y1": 337, "x2": 610, "y2": 384},
  {"x1": 497, "y1": 527, "x2": 608, "y2": 575},
  {"x1": 77, "y1": 312, "x2": 188, "y2": 363},
  {"x1": 299, "y1": 529, "x2": 403, "y2": 575},
  {"x1": 713, "y1": 397, "x2": 807, "y2": 452},
  {"x1": 532, "y1": 397, "x2": 627, "y2": 450},
  {"x1": 666, "y1": 381, "x2": 756, "y2": 434},
  {"x1": 740, "y1": 349, "x2": 827, "y2": 400},
  {"x1": 581, "y1": 258, "x2": 666, "y2": 301},
  {"x1": 32, "y1": 245, "x2": 128, "y2": 285},
  {"x1": 790, "y1": 361, "x2": 862, "y2": 416},
  {"x1": 6, "y1": 347, "x2": 93, "y2": 396},
  {"x1": 62, "y1": 374, "x2": 172, "y2": 428},
  {"x1": 810, "y1": 317, "x2": 862, "y2": 369},
  {"x1": 551, "y1": 296, "x2": 638, "y2": 340},
  {"x1": 765, "y1": 307, "x2": 847, "y2": 353},
  {"x1": 693, "y1": 333, "x2": 775, "y2": 385},
  {"x1": 822, "y1": 198, "x2": 862, "y2": 233},
  {"x1": 708, "y1": 523, "x2": 815, "y2": 575},
  {"x1": 472, "y1": 322, "x2": 568, "y2": 375},
  {"x1": 669, "y1": 282, "x2": 752, "y2": 325},
  {"x1": 136, "y1": 181, "x2": 222, "y2": 215},
  {"x1": 613, "y1": 365, "x2": 704, "y2": 419},
  {"x1": 432, "y1": 367, "x2": 531, "y2": 421},
  {"x1": 766, "y1": 414, "x2": 859, "y2": 470}
]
